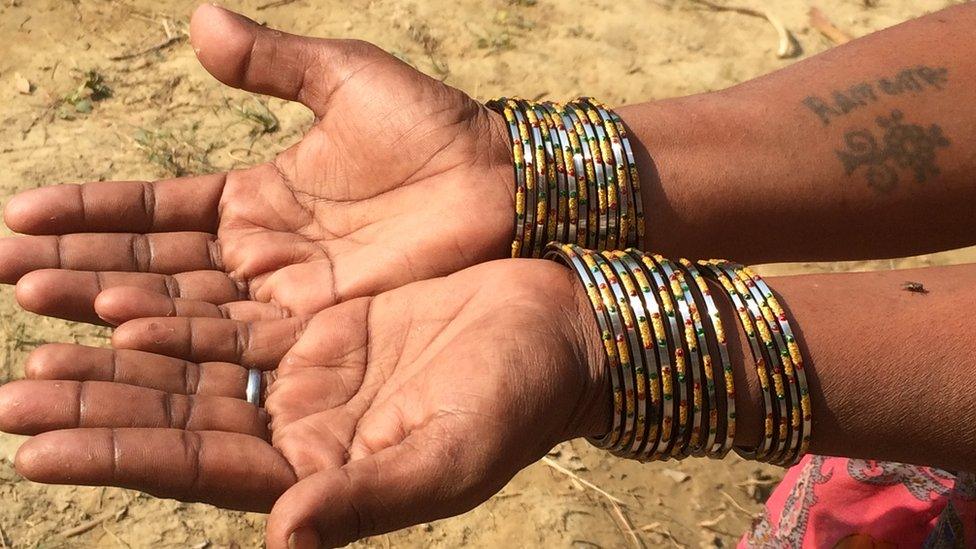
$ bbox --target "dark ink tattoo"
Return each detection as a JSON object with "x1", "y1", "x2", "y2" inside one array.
[
  {"x1": 802, "y1": 65, "x2": 948, "y2": 125},
  {"x1": 836, "y1": 110, "x2": 950, "y2": 193}
]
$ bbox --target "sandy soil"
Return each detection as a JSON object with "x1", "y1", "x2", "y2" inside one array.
[{"x1": 0, "y1": 0, "x2": 971, "y2": 547}]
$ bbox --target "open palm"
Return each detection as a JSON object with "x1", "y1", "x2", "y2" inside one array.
[
  {"x1": 0, "y1": 4, "x2": 514, "y2": 324},
  {"x1": 0, "y1": 260, "x2": 607, "y2": 547}
]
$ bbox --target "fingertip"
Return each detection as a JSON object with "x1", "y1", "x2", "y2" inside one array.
[
  {"x1": 93, "y1": 288, "x2": 126, "y2": 326},
  {"x1": 14, "y1": 269, "x2": 52, "y2": 313},
  {"x1": 3, "y1": 185, "x2": 81, "y2": 235},
  {"x1": 3, "y1": 193, "x2": 31, "y2": 233},
  {"x1": 110, "y1": 317, "x2": 178, "y2": 352},
  {"x1": 95, "y1": 287, "x2": 171, "y2": 326},
  {"x1": 12, "y1": 431, "x2": 73, "y2": 483},
  {"x1": 24, "y1": 344, "x2": 67, "y2": 379},
  {"x1": 190, "y1": 3, "x2": 256, "y2": 88},
  {"x1": 0, "y1": 381, "x2": 21, "y2": 434},
  {"x1": 108, "y1": 319, "x2": 141, "y2": 350},
  {"x1": 13, "y1": 434, "x2": 45, "y2": 480}
]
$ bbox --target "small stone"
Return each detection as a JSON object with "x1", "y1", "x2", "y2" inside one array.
[
  {"x1": 14, "y1": 72, "x2": 32, "y2": 94},
  {"x1": 661, "y1": 468, "x2": 691, "y2": 483}
]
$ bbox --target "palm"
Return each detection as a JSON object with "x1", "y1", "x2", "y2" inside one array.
[
  {"x1": 0, "y1": 260, "x2": 606, "y2": 547},
  {"x1": 217, "y1": 51, "x2": 512, "y2": 314},
  {"x1": 0, "y1": 4, "x2": 513, "y2": 322}
]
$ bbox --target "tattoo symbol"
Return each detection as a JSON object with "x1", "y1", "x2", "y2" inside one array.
[{"x1": 836, "y1": 110, "x2": 950, "y2": 193}]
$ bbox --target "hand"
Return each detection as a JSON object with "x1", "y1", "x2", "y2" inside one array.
[
  {"x1": 0, "y1": 260, "x2": 608, "y2": 547},
  {"x1": 0, "y1": 4, "x2": 514, "y2": 325}
]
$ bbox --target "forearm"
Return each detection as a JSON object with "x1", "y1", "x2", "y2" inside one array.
[
  {"x1": 727, "y1": 263, "x2": 976, "y2": 471},
  {"x1": 620, "y1": 2, "x2": 976, "y2": 263}
]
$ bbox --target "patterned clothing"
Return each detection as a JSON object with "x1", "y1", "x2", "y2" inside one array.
[{"x1": 741, "y1": 455, "x2": 976, "y2": 548}]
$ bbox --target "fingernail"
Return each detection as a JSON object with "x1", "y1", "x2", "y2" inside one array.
[{"x1": 288, "y1": 527, "x2": 321, "y2": 549}]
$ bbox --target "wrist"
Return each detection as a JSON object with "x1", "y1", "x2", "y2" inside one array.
[
  {"x1": 476, "y1": 104, "x2": 518, "y2": 258},
  {"x1": 562, "y1": 265, "x2": 612, "y2": 440}
]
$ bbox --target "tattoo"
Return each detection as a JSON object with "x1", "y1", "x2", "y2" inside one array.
[
  {"x1": 836, "y1": 110, "x2": 950, "y2": 193},
  {"x1": 803, "y1": 65, "x2": 948, "y2": 125}
]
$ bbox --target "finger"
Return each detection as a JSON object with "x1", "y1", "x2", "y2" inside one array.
[
  {"x1": 24, "y1": 344, "x2": 257, "y2": 398},
  {"x1": 267, "y1": 435, "x2": 486, "y2": 548},
  {"x1": 0, "y1": 380, "x2": 268, "y2": 438},
  {"x1": 3, "y1": 174, "x2": 224, "y2": 235},
  {"x1": 112, "y1": 316, "x2": 307, "y2": 369},
  {"x1": 16, "y1": 269, "x2": 242, "y2": 325},
  {"x1": 0, "y1": 232, "x2": 220, "y2": 283},
  {"x1": 190, "y1": 4, "x2": 390, "y2": 117},
  {"x1": 15, "y1": 428, "x2": 295, "y2": 512},
  {"x1": 95, "y1": 286, "x2": 287, "y2": 325}
]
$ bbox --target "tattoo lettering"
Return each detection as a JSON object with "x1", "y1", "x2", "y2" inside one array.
[
  {"x1": 835, "y1": 110, "x2": 950, "y2": 193},
  {"x1": 803, "y1": 65, "x2": 948, "y2": 125}
]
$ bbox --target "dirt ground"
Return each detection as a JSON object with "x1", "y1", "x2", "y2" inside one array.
[{"x1": 0, "y1": 0, "x2": 972, "y2": 547}]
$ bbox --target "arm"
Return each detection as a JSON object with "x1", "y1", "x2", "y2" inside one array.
[
  {"x1": 3, "y1": 258, "x2": 976, "y2": 546},
  {"x1": 622, "y1": 2, "x2": 976, "y2": 263},
  {"x1": 730, "y1": 263, "x2": 976, "y2": 471}
]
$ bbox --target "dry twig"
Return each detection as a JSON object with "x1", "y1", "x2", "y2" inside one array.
[
  {"x1": 640, "y1": 522, "x2": 687, "y2": 549},
  {"x1": 809, "y1": 7, "x2": 852, "y2": 45},
  {"x1": 541, "y1": 457, "x2": 642, "y2": 548},
  {"x1": 541, "y1": 457, "x2": 626, "y2": 505},
  {"x1": 687, "y1": 0, "x2": 799, "y2": 58},
  {"x1": 109, "y1": 36, "x2": 184, "y2": 61},
  {"x1": 60, "y1": 507, "x2": 128, "y2": 538},
  {"x1": 257, "y1": 0, "x2": 301, "y2": 10},
  {"x1": 720, "y1": 490, "x2": 759, "y2": 518}
]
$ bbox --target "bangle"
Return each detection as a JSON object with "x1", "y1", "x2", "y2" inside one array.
[
  {"x1": 619, "y1": 250, "x2": 675, "y2": 461},
  {"x1": 545, "y1": 243, "x2": 625, "y2": 448},
  {"x1": 573, "y1": 100, "x2": 619, "y2": 251},
  {"x1": 602, "y1": 251, "x2": 653, "y2": 456},
  {"x1": 606, "y1": 102, "x2": 645, "y2": 249},
  {"x1": 540, "y1": 102, "x2": 574, "y2": 245},
  {"x1": 653, "y1": 254, "x2": 705, "y2": 458},
  {"x1": 669, "y1": 258, "x2": 716, "y2": 457},
  {"x1": 556, "y1": 104, "x2": 589, "y2": 247},
  {"x1": 551, "y1": 246, "x2": 809, "y2": 466},
  {"x1": 584, "y1": 98, "x2": 635, "y2": 250},
  {"x1": 487, "y1": 99, "x2": 527, "y2": 257},
  {"x1": 584, "y1": 249, "x2": 640, "y2": 453},
  {"x1": 520, "y1": 99, "x2": 550, "y2": 258},
  {"x1": 530, "y1": 103, "x2": 560, "y2": 248},
  {"x1": 564, "y1": 104, "x2": 601, "y2": 250},
  {"x1": 488, "y1": 98, "x2": 644, "y2": 256},
  {"x1": 682, "y1": 259, "x2": 735, "y2": 457},
  {"x1": 568, "y1": 101, "x2": 613, "y2": 252},
  {"x1": 700, "y1": 260, "x2": 777, "y2": 460},
  {"x1": 510, "y1": 101, "x2": 539, "y2": 258},
  {"x1": 727, "y1": 263, "x2": 792, "y2": 464},
  {"x1": 637, "y1": 252, "x2": 688, "y2": 457},
  {"x1": 742, "y1": 266, "x2": 812, "y2": 465}
]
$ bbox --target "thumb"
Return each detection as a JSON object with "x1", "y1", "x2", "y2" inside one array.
[
  {"x1": 188, "y1": 4, "x2": 386, "y2": 116},
  {"x1": 265, "y1": 435, "x2": 493, "y2": 548}
]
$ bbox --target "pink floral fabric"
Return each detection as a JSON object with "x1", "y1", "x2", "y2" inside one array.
[{"x1": 741, "y1": 455, "x2": 976, "y2": 548}]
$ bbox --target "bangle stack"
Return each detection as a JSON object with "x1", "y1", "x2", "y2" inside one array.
[
  {"x1": 546, "y1": 243, "x2": 811, "y2": 467},
  {"x1": 487, "y1": 98, "x2": 644, "y2": 258}
]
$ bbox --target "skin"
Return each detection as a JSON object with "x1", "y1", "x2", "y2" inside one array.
[
  {"x1": 4, "y1": 261, "x2": 976, "y2": 547},
  {"x1": 0, "y1": 4, "x2": 515, "y2": 325},
  {"x1": 623, "y1": 2, "x2": 976, "y2": 262},
  {"x1": 0, "y1": 260, "x2": 609, "y2": 548},
  {"x1": 2, "y1": 2, "x2": 976, "y2": 548},
  {"x1": 5, "y1": 4, "x2": 976, "y2": 325}
]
